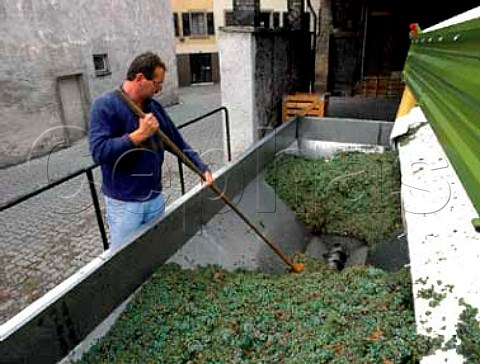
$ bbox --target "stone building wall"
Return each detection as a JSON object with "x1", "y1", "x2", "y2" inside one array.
[
  {"x1": 254, "y1": 30, "x2": 306, "y2": 137},
  {"x1": 219, "y1": 27, "x2": 304, "y2": 158},
  {"x1": 0, "y1": 0, "x2": 178, "y2": 168}
]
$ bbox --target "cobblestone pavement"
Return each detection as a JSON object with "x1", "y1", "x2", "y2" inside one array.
[{"x1": 0, "y1": 84, "x2": 223, "y2": 324}]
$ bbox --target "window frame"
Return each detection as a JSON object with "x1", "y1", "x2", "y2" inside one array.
[
  {"x1": 258, "y1": 10, "x2": 272, "y2": 28},
  {"x1": 225, "y1": 10, "x2": 235, "y2": 26},
  {"x1": 92, "y1": 54, "x2": 111, "y2": 77},
  {"x1": 188, "y1": 11, "x2": 208, "y2": 37},
  {"x1": 181, "y1": 11, "x2": 216, "y2": 38}
]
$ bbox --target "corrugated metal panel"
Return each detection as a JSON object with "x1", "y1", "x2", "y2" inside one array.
[{"x1": 403, "y1": 18, "x2": 480, "y2": 215}]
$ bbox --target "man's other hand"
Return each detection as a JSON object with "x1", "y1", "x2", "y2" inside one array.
[{"x1": 203, "y1": 171, "x2": 214, "y2": 185}]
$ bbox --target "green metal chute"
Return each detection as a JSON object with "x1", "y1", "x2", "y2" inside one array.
[{"x1": 403, "y1": 17, "x2": 480, "y2": 215}]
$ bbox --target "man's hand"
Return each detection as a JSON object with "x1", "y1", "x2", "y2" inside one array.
[
  {"x1": 203, "y1": 171, "x2": 214, "y2": 185},
  {"x1": 129, "y1": 113, "x2": 159, "y2": 145}
]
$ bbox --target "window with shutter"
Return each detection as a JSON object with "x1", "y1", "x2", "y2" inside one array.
[
  {"x1": 282, "y1": 12, "x2": 290, "y2": 28},
  {"x1": 182, "y1": 13, "x2": 190, "y2": 36},
  {"x1": 207, "y1": 12, "x2": 215, "y2": 35},
  {"x1": 173, "y1": 13, "x2": 180, "y2": 37}
]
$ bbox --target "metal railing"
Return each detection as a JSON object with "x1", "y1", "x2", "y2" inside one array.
[
  {"x1": 0, "y1": 164, "x2": 109, "y2": 250},
  {"x1": 176, "y1": 107, "x2": 231, "y2": 195},
  {"x1": 0, "y1": 106, "x2": 231, "y2": 250}
]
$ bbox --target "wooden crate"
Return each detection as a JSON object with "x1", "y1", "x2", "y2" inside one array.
[
  {"x1": 376, "y1": 76, "x2": 387, "y2": 96},
  {"x1": 365, "y1": 76, "x2": 378, "y2": 97},
  {"x1": 282, "y1": 93, "x2": 328, "y2": 122},
  {"x1": 354, "y1": 73, "x2": 405, "y2": 99}
]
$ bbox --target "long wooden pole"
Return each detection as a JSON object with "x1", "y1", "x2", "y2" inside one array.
[{"x1": 115, "y1": 90, "x2": 304, "y2": 273}]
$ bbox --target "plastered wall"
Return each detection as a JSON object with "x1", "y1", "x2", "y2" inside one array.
[{"x1": 0, "y1": 0, "x2": 179, "y2": 167}]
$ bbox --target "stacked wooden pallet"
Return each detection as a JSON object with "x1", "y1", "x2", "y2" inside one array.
[
  {"x1": 386, "y1": 71, "x2": 405, "y2": 99},
  {"x1": 354, "y1": 72, "x2": 405, "y2": 99},
  {"x1": 282, "y1": 93, "x2": 329, "y2": 122},
  {"x1": 364, "y1": 76, "x2": 387, "y2": 97}
]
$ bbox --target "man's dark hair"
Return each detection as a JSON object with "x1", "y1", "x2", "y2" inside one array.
[{"x1": 126, "y1": 52, "x2": 167, "y2": 81}]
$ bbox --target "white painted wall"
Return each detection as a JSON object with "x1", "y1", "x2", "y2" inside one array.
[
  {"x1": 0, "y1": 0, "x2": 178, "y2": 167},
  {"x1": 218, "y1": 29, "x2": 256, "y2": 158}
]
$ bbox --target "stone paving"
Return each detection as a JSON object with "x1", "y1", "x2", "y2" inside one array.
[{"x1": 0, "y1": 84, "x2": 224, "y2": 324}]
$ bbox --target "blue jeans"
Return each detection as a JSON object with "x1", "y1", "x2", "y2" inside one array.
[{"x1": 104, "y1": 193, "x2": 165, "y2": 249}]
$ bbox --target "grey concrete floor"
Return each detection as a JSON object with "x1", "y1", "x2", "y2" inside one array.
[{"x1": 0, "y1": 84, "x2": 223, "y2": 324}]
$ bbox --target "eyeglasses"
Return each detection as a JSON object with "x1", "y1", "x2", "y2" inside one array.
[
  {"x1": 150, "y1": 79, "x2": 163, "y2": 88},
  {"x1": 142, "y1": 74, "x2": 163, "y2": 89}
]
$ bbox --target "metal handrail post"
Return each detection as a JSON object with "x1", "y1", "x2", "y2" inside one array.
[
  {"x1": 177, "y1": 158, "x2": 186, "y2": 195},
  {"x1": 86, "y1": 169, "x2": 109, "y2": 250},
  {"x1": 223, "y1": 107, "x2": 232, "y2": 162}
]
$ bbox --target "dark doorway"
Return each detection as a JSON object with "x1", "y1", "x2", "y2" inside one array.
[
  {"x1": 328, "y1": 0, "x2": 363, "y2": 96},
  {"x1": 329, "y1": 33, "x2": 360, "y2": 96},
  {"x1": 190, "y1": 53, "x2": 212, "y2": 84}
]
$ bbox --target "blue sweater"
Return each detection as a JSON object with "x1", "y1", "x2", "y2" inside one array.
[{"x1": 89, "y1": 91, "x2": 209, "y2": 202}]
